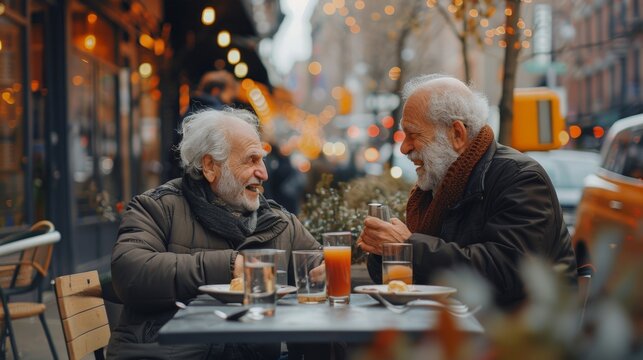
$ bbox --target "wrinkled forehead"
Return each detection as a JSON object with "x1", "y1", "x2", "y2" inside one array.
[
  {"x1": 401, "y1": 89, "x2": 431, "y2": 131},
  {"x1": 225, "y1": 120, "x2": 264, "y2": 158}
]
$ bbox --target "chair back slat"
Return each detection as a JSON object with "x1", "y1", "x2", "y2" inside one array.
[
  {"x1": 66, "y1": 324, "x2": 111, "y2": 360},
  {"x1": 55, "y1": 270, "x2": 110, "y2": 360},
  {"x1": 62, "y1": 305, "x2": 109, "y2": 341},
  {"x1": 57, "y1": 294, "x2": 104, "y2": 319}
]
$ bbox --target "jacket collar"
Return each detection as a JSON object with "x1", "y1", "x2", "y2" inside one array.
[{"x1": 451, "y1": 140, "x2": 497, "y2": 209}]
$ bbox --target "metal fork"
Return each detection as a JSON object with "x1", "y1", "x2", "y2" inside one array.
[{"x1": 372, "y1": 293, "x2": 481, "y2": 318}]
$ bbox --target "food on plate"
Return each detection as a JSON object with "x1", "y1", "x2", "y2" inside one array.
[
  {"x1": 229, "y1": 277, "x2": 243, "y2": 292},
  {"x1": 387, "y1": 280, "x2": 409, "y2": 293}
]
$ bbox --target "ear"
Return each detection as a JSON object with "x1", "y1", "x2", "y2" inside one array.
[
  {"x1": 201, "y1": 154, "x2": 221, "y2": 184},
  {"x1": 450, "y1": 120, "x2": 470, "y2": 154}
]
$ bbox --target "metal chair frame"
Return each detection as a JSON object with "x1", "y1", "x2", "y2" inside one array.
[{"x1": 0, "y1": 221, "x2": 58, "y2": 360}]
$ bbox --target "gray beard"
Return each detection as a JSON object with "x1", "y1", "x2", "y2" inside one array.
[
  {"x1": 410, "y1": 130, "x2": 460, "y2": 192},
  {"x1": 215, "y1": 163, "x2": 260, "y2": 212}
]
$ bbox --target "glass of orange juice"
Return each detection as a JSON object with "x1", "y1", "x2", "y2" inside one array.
[
  {"x1": 322, "y1": 231, "x2": 352, "y2": 306},
  {"x1": 382, "y1": 243, "x2": 413, "y2": 285}
]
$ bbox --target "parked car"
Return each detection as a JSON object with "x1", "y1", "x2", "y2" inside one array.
[
  {"x1": 573, "y1": 115, "x2": 643, "y2": 276},
  {"x1": 526, "y1": 149, "x2": 601, "y2": 232}
]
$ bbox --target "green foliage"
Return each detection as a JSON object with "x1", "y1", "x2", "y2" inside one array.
[{"x1": 299, "y1": 173, "x2": 411, "y2": 263}]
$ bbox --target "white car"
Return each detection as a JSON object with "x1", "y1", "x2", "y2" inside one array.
[{"x1": 526, "y1": 149, "x2": 601, "y2": 233}]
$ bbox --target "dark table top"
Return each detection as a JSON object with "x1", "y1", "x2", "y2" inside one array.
[{"x1": 158, "y1": 294, "x2": 484, "y2": 344}]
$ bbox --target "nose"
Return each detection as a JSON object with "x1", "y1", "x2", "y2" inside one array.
[
  {"x1": 400, "y1": 136, "x2": 412, "y2": 155},
  {"x1": 255, "y1": 161, "x2": 268, "y2": 181}
]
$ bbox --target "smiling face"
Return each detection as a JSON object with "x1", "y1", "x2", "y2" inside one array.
[
  {"x1": 209, "y1": 120, "x2": 268, "y2": 212},
  {"x1": 400, "y1": 91, "x2": 460, "y2": 192}
]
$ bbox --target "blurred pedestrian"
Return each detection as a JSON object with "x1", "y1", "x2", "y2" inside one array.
[
  {"x1": 263, "y1": 143, "x2": 305, "y2": 214},
  {"x1": 167, "y1": 70, "x2": 240, "y2": 180},
  {"x1": 187, "y1": 70, "x2": 239, "y2": 113},
  {"x1": 358, "y1": 74, "x2": 577, "y2": 310}
]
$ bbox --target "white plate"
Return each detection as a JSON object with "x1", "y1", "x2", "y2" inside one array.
[
  {"x1": 353, "y1": 284, "x2": 457, "y2": 305},
  {"x1": 198, "y1": 284, "x2": 297, "y2": 304}
]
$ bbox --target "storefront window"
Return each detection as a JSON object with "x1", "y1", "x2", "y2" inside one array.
[
  {"x1": 0, "y1": 17, "x2": 25, "y2": 227},
  {"x1": 69, "y1": 2, "x2": 121, "y2": 220},
  {"x1": 97, "y1": 65, "x2": 119, "y2": 207},
  {"x1": 138, "y1": 59, "x2": 161, "y2": 191},
  {"x1": 69, "y1": 52, "x2": 96, "y2": 217},
  {"x1": 31, "y1": 3, "x2": 48, "y2": 221}
]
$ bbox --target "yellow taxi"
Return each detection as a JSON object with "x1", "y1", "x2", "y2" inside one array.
[{"x1": 573, "y1": 114, "x2": 643, "y2": 277}]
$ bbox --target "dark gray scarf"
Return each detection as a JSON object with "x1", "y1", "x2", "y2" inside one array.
[{"x1": 181, "y1": 174, "x2": 284, "y2": 248}]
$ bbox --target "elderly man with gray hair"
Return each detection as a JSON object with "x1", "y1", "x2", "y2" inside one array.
[
  {"x1": 107, "y1": 108, "x2": 321, "y2": 359},
  {"x1": 358, "y1": 74, "x2": 577, "y2": 309}
]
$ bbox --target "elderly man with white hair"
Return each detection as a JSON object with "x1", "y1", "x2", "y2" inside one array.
[
  {"x1": 107, "y1": 108, "x2": 322, "y2": 359},
  {"x1": 358, "y1": 74, "x2": 577, "y2": 309}
]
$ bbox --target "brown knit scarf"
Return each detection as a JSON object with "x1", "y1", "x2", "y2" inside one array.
[{"x1": 406, "y1": 125, "x2": 494, "y2": 236}]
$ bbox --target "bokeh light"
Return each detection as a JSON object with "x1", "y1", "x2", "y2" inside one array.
[
  {"x1": 364, "y1": 147, "x2": 380, "y2": 162},
  {"x1": 390, "y1": 166, "x2": 403, "y2": 179},
  {"x1": 217, "y1": 31, "x2": 231, "y2": 47},
  {"x1": 202, "y1": 7, "x2": 216, "y2": 25}
]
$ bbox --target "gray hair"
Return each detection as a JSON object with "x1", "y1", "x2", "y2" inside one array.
[
  {"x1": 178, "y1": 107, "x2": 260, "y2": 179},
  {"x1": 401, "y1": 74, "x2": 489, "y2": 139}
]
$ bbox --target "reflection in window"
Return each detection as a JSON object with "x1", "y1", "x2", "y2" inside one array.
[
  {"x1": 0, "y1": 19, "x2": 25, "y2": 227},
  {"x1": 69, "y1": 2, "x2": 121, "y2": 220},
  {"x1": 138, "y1": 65, "x2": 162, "y2": 191},
  {"x1": 31, "y1": 5, "x2": 48, "y2": 221}
]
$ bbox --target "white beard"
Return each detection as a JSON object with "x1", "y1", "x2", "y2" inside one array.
[
  {"x1": 215, "y1": 163, "x2": 261, "y2": 212},
  {"x1": 408, "y1": 129, "x2": 460, "y2": 192}
]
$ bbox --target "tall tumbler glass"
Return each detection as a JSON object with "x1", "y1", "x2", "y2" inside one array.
[
  {"x1": 322, "y1": 232, "x2": 352, "y2": 306},
  {"x1": 242, "y1": 249, "x2": 277, "y2": 319}
]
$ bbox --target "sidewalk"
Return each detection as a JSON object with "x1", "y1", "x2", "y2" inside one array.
[{"x1": 5, "y1": 291, "x2": 66, "y2": 359}]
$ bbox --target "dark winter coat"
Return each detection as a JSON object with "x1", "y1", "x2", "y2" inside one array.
[
  {"x1": 368, "y1": 142, "x2": 577, "y2": 309},
  {"x1": 107, "y1": 178, "x2": 320, "y2": 359}
]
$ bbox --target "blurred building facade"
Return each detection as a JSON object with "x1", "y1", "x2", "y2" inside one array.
[
  {"x1": 0, "y1": 0, "x2": 277, "y2": 276},
  {"x1": 283, "y1": 0, "x2": 547, "y2": 181},
  {"x1": 562, "y1": 0, "x2": 643, "y2": 148},
  {"x1": 0, "y1": 0, "x2": 165, "y2": 275}
]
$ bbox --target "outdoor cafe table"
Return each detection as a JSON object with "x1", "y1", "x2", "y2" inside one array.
[{"x1": 158, "y1": 293, "x2": 484, "y2": 345}]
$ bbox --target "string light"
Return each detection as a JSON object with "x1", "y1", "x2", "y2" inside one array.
[
  {"x1": 217, "y1": 31, "x2": 231, "y2": 47},
  {"x1": 201, "y1": 7, "x2": 215, "y2": 25}
]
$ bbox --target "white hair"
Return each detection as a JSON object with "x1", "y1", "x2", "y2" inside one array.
[
  {"x1": 402, "y1": 74, "x2": 489, "y2": 139},
  {"x1": 178, "y1": 107, "x2": 260, "y2": 179}
]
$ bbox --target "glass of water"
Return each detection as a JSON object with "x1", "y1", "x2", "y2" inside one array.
[
  {"x1": 274, "y1": 249, "x2": 288, "y2": 287},
  {"x1": 242, "y1": 249, "x2": 278, "y2": 319}
]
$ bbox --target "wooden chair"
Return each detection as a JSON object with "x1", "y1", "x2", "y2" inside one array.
[
  {"x1": 0, "y1": 220, "x2": 58, "y2": 360},
  {"x1": 54, "y1": 270, "x2": 110, "y2": 360}
]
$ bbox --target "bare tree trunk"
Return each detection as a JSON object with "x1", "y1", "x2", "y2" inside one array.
[
  {"x1": 462, "y1": 36, "x2": 471, "y2": 83},
  {"x1": 461, "y1": 1, "x2": 471, "y2": 83},
  {"x1": 498, "y1": 0, "x2": 522, "y2": 145}
]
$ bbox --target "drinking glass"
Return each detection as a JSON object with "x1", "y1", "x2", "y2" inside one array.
[
  {"x1": 242, "y1": 249, "x2": 277, "y2": 319},
  {"x1": 322, "y1": 232, "x2": 352, "y2": 306},
  {"x1": 292, "y1": 250, "x2": 327, "y2": 304},
  {"x1": 382, "y1": 243, "x2": 413, "y2": 285},
  {"x1": 274, "y1": 249, "x2": 288, "y2": 287}
]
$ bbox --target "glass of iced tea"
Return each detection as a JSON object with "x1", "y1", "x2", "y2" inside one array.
[
  {"x1": 322, "y1": 232, "x2": 352, "y2": 306},
  {"x1": 382, "y1": 243, "x2": 413, "y2": 285}
]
